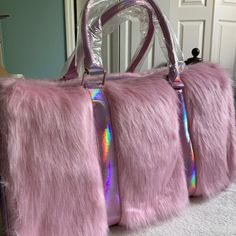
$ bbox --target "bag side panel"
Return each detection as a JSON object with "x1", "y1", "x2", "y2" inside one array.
[
  {"x1": 0, "y1": 79, "x2": 107, "y2": 236},
  {"x1": 104, "y1": 74, "x2": 189, "y2": 229},
  {"x1": 181, "y1": 63, "x2": 236, "y2": 197}
]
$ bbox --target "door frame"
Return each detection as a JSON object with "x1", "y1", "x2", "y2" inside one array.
[{"x1": 64, "y1": 0, "x2": 76, "y2": 58}]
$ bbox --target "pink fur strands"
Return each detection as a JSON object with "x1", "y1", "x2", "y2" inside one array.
[
  {"x1": 181, "y1": 63, "x2": 236, "y2": 198},
  {"x1": 0, "y1": 79, "x2": 108, "y2": 236},
  {"x1": 104, "y1": 73, "x2": 189, "y2": 229}
]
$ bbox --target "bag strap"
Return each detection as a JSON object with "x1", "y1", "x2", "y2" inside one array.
[
  {"x1": 82, "y1": 0, "x2": 180, "y2": 83},
  {"x1": 63, "y1": 2, "x2": 155, "y2": 80}
]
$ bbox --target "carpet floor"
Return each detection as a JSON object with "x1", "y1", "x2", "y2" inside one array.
[{"x1": 110, "y1": 183, "x2": 236, "y2": 236}]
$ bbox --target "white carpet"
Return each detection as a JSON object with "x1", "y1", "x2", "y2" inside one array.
[{"x1": 109, "y1": 183, "x2": 236, "y2": 236}]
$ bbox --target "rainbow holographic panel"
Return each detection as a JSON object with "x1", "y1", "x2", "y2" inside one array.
[
  {"x1": 88, "y1": 88, "x2": 121, "y2": 225},
  {"x1": 180, "y1": 92, "x2": 197, "y2": 191}
]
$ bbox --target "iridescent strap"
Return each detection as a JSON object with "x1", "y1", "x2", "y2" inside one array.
[
  {"x1": 175, "y1": 85, "x2": 197, "y2": 195},
  {"x1": 88, "y1": 88, "x2": 121, "y2": 226}
]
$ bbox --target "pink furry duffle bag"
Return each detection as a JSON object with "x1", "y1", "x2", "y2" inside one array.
[
  {"x1": 63, "y1": 0, "x2": 236, "y2": 228},
  {"x1": 0, "y1": 1, "x2": 235, "y2": 236},
  {"x1": 0, "y1": 1, "x2": 190, "y2": 235}
]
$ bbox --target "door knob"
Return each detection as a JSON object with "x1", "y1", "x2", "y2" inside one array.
[{"x1": 185, "y1": 48, "x2": 202, "y2": 65}]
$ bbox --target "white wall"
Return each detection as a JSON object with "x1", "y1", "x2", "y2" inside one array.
[{"x1": 156, "y1": 0, "x2": 170, "y2": 17}]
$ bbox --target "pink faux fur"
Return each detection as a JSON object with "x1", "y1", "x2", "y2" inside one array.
[
  {"x1": 0, "y1": 79, "x2": 108, "y2": 236},
  {"x1": 0, "y1": 62, "x2": 235, "y2": 234},
  {"x1": 181, "y1": 63, "x2": 236, "y2": 197},
  {"x1": 104, "y1": 74, "x2": 189, "y2": 229}
]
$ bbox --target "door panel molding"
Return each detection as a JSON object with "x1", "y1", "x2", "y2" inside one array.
[
  {"x1": 178, "y1": 20, "x2": 205, "y2": 58},
  {"x1": 170, "y1": 0, "x2": 214, "y2": 61},
  {"x1": 180, "y1": 0, "x2": 206, "y2": 7},
  {"x1": 223, "y1": 0, "x2": 236, "y2": 5}
]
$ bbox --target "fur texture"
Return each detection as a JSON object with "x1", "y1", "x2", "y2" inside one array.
[
  {"x1": 104, "y1": 74, "x2": 189, "y2": 229},
  {"x1": 0, "y1": 79, "x2": 107, "y2": 236},
  {"x1": 181, "y1": 63, "x2": 236, "y2": 197},
  {"x1": 1, "y1": 61, "x2": 235, "y2": 234}
]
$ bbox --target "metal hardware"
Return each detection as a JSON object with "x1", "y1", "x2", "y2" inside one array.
[{"x1": 82, "y1": 69, "x2": 107, "y2": 88}]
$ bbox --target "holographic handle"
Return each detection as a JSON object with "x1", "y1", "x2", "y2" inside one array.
[
  {"x1": 63, "y1": 3, "x2": 155, "y2": 80},
  {"x1": 81, "y1": 0, "x2": 180, "y2": 82}
]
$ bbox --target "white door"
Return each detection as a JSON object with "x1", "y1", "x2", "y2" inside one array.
[
  {"x1": 169, "y1": 0, "x2": 214, "y2": 61},
  {"x1": 211, "y1": 0, "x2": 236, "y2": 81}
]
